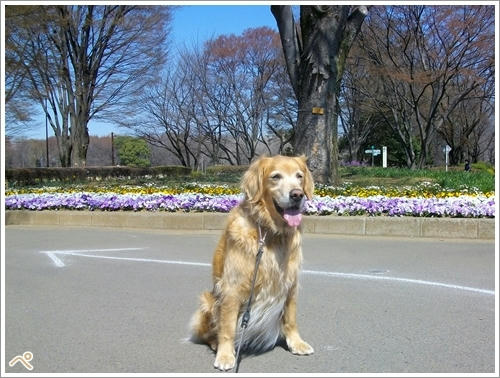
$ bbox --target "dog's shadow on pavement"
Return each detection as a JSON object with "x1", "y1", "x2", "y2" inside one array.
[{"x1": 187, "y1": 335, "x2": 293, "y2": 371}]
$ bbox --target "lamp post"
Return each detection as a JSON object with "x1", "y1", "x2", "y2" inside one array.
[
  {"x1": 111, "y1": 132, "x2": 115, "y2": 166},
  {"x1": 45, "y1": 98, "x2": 49, "y2": 167},
  {"x1": 44, "y1": 47, "x2": 49, "y2": 167}
]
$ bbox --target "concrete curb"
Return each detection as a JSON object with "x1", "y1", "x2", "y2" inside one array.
[{"x1": 5, "y1": 210, "x2": 495, "y2": 240}]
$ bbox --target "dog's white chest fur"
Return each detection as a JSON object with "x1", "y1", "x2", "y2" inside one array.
[
  {"x1": 235, "y1": 289, "x2": 287, "y2": 352},
  {"x1": 235, "y1": 246, "x2": 297, "y2": 352}
]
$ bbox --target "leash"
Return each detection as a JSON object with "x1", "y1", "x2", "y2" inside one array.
[{"x1": 234, "y1": 223, "x2": 267, "y2": 373}]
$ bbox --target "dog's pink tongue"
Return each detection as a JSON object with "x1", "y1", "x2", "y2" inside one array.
[{"x1": 284, "y1": 210, "x2": 302, "y2": 227}]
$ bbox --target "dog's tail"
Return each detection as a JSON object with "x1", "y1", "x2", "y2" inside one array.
[{"x1": 189, "y1": 291, "x2": 217, "y2": 350}]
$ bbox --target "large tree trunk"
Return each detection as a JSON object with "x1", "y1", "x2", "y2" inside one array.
[
  {"x1": 70, "y1": 120, "x2": 90, "y2": 166},
  {"x1": 57, "y1": 134, "x2": 71, "y2": 167},
  {"x1": 293, "y1": 7, "x2": 339, "y2": 182},
  {"x1": 293, "y1": 69, "x2": 336, "y2": 182},
  {"x1": 69, "y1": 88, "x2": 90, "y2": 166},
  {"x1": 272, "y1": 5, "x2": 368, "y2": 184}
]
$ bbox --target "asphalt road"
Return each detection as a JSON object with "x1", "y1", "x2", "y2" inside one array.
[{"x1": 4, "y1": 225, "x2": 496, "y2": 374}]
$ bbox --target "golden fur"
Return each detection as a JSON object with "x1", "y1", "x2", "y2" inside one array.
[{"x1": 190, "y1": 155, "x2": 315, "y2": 371}]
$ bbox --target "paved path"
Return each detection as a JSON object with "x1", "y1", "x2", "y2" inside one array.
[{"x1": 4, "y1": 226, "x2": 496, "y2": 373}]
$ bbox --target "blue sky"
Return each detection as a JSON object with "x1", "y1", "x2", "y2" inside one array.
[
  {"x1": 18, "y1": 5, "x2": 279, "y2": 140},
  {"x1": 171, "y1": 5, "x2": 277, "y2": 49}
]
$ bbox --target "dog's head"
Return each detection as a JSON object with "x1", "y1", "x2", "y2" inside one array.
[{"x1": 241, "y1": 155, "x2": 314, "y2": 231}]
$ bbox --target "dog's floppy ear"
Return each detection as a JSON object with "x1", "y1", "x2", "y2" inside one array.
[
  {"x1": 296, "y1": 155, "x2": 315, "y2": 199},
  {"x1": 241, "y1": 156, "x2": 267, "y2": 203}
]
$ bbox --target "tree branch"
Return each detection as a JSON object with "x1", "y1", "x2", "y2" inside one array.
[{"x1": 271, "y1": 5, "x2": 300, "y2": 97}]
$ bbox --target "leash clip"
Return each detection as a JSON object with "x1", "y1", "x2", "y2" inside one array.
[{"x1": 241, "y1": 309, "x2": 250, "y2": 329}]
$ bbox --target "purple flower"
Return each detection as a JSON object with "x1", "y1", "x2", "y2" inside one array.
[{"x1": 4, "y1": 192, "x2": 495, "y2": 218}]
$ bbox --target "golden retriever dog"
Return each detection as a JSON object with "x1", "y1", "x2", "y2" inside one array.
[{"x1": 190, "y1": 155, "x2": 315, "y2": 371}]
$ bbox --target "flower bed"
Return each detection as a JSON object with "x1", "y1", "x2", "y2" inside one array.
[
  {"x1": 4, "y1": 182, "x2": 495, "y2": 218},
  {"x1": 5, "y1": 181, "x2": 495, "y2": 198}
]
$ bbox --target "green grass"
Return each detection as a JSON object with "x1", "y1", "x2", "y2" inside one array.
[
  {"x1": 6, "y1": 164, "x2": 495, "y2": 194},
  {"x1": 340, "y1": 166, "x2": 495, "y2": 193}
]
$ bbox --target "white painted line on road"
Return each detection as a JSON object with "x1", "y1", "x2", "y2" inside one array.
[
  {"x1": 40, "y1": 248, "x2": 147, "y2": 268},
  {"x1": 40, "y1": 248, "x2": 210, "y2": 269},
  {"x1": 40, "y1": 250, "x2": 494, "y2": 296},
  {"x1": 301, "y1": 270, "x2": 495, "y2": 296},
  {"x1": 55, "y1": 251, "x2": 211, "y2": 268},
  {"x1": 40, "y1": 247, "x2": 146, "y2": 254},
  {"x1": 45, "y1": 252, "x2": 65, "y2": 268}
]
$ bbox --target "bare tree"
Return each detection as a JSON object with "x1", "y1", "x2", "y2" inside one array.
[
  {"x1": 439, "y1": 77, "x2": 494, "y2": 164},
  {"x1": 134, "y1": 67, "x2": 201, "y2": 168},
  {"x1": 5, "y1": 5, "x2": 172, "y2": 166},
  {"x1": 4, "y1": 6, "x2": 39, "y2": 136},
  {"x1": 86, "y1": 136, "x2": 113, "y2": 166},
  {"x1": 128, "y1": 27, "x2": 289, "y2": 168},
  {"x1": 5, "y1": 137, "x2": 58, "y2": 168},
  {"x1": 204, "y1": 27, "x2": 283, "y2": 164},
  {"x1": 122, "y1": 44, "x2": 218, "y2": 169},
  {"x1": 359, "y1": 5, "x2": 494, "y2": 168},
  {"x1": 338, "y1": 46, "x2": 380, "y2": 163},
  {"x1": 264, "y1": 61, "x2": 298, "y2": 155},
  {"x1": 271, "y1": 5, "x2": 369, "y2": 183}
]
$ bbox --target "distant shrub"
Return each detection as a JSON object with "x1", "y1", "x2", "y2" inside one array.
[
  {"x1": 5, "y1": 166, "x2": 192, "y2": 186},
  {"x1": 340, "y1": 160, "x2": 368, "y2": 167},
  {"x1": 205, "y1": 165, "x2": 249, "y2": 175},
  {"x1": 114, "y1": 136, "x2": 151, "y2": 168},
  {"x1": 195, "y1": 165, "x2": 249, "y2": 184}
]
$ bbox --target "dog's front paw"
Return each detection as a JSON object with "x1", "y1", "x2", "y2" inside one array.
[
  {"x1": 287, "y1": 338, "x2": 314, "y2": 355},
  {"x1": 214, "y1": 351, "x2": 236, "y2": 371}
]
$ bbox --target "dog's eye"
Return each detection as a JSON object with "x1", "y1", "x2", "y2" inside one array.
[
  {"x1": 296, "y1": 173, "x2": 304, "y2": 180},
  {"x1": 271, "y1": 173, "x2": 282, "y2": 180}
]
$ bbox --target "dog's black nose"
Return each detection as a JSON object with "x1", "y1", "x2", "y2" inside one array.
[{"x1": 290, "y1": 189, "x2": 304, "y2": 203}]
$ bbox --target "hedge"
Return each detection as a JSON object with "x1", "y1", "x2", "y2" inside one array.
[
  {"x1": 5, "y1": 166, "x2": 192, "y2": 186},
  {"x1": 205, "y1": 165, "x2": 249, "y2": 175}
]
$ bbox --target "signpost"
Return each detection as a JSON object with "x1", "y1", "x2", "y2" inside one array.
[
  {"x1": 443, "y1": 145, "x2": 451, "y2": 172},
  {"x1": 365, "y1": 145, "x2": 381, "y2": 167}
]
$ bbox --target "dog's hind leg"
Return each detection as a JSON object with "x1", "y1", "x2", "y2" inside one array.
[{"x1": 190, "y1": 291, "x2": 217, "y2": 350}]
